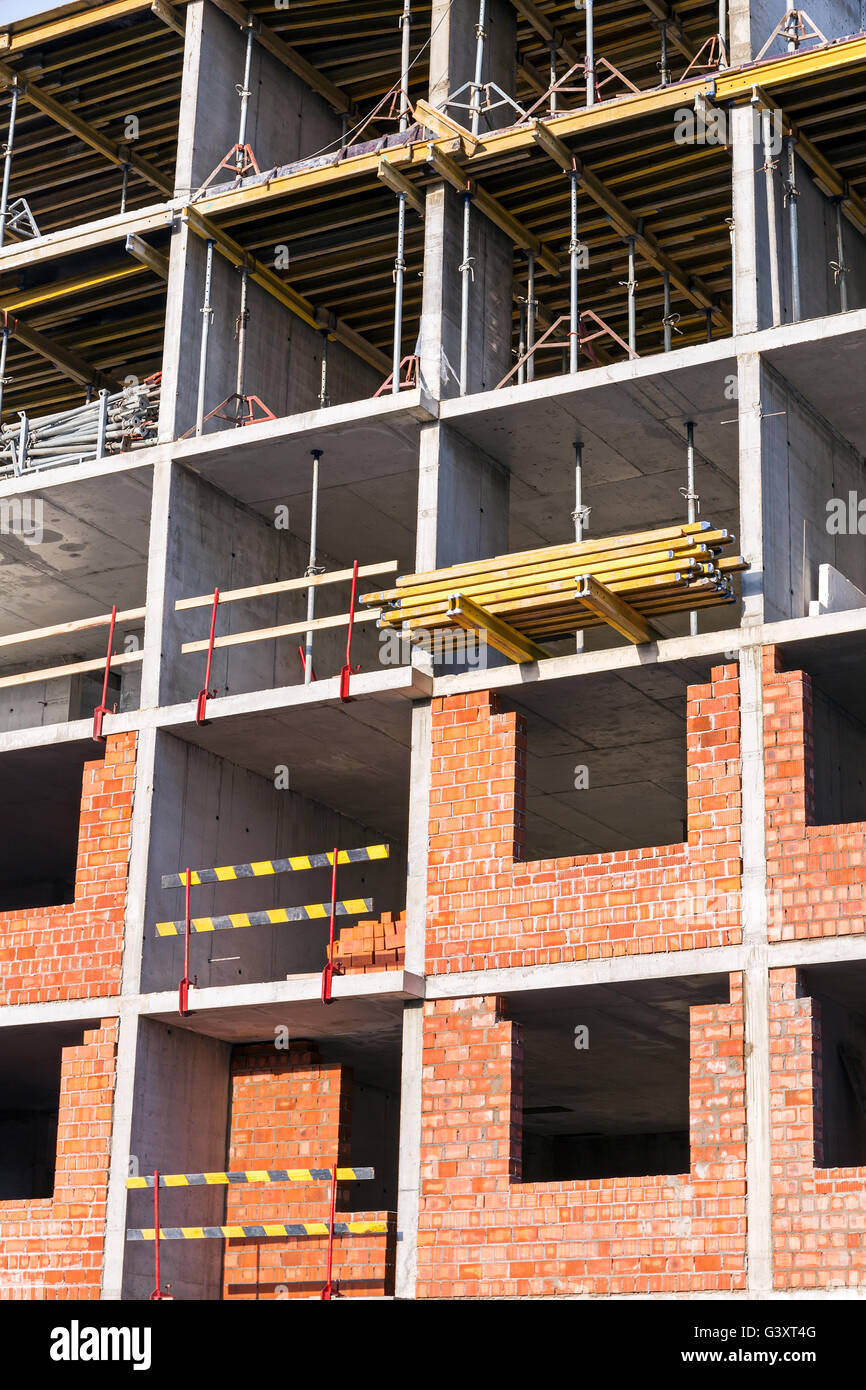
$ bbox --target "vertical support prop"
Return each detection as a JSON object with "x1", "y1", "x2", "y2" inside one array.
[
  {"x1": 321, "y1": 847, "x2": 343, "y2": 1003},
  {"x1": 526, "y1": 251, "x2": 536, "y2": 382},
  {"x1": 685, "y1": 422, "x2": 698, "y2": 637},
  {"x1": 0, "y1": 81, "x2": 19, "y2": 251},
  {"x1": 0, "y1": 316, "x2": 11, "y2": 425},
  {"x1": 195, "y1": 239, "x2": 215, "y2": 437},
  {"x1": 459, "y1": 187, "x2": 473, "y2": 396},
  {"x1": 392, "y1": 0, "x2": 412, "y2": 394},
  {"x1": 234, "y1": 263, "x2": 250, "y2": 423},
  {"x1": 761, "y1": 107, "x2": 782, "y2": 327},
  {"x1": 585, "y1": 0, "x2": 595, "y2": 106},
  {"x1": 319, "y1": 330, "x2": 330, "y2": 408},
  {"x1": 718, "y1": 0, "x2": 728, "y2": 67},
  {"x1": 833, "y1": 199, "x2": 849, "y2": 313},
  {"x1": 195, "y1": 588, "x2": 220, "y2": 724},
  {"x1": 786, "y1": 137, "x2": 801, "y2": 323},
  {"x1": 626, "y1": 236, "x2": 637, "y2": 355},
  {"x1": 549, "y1": 40, "x2": 558, "y2": 113},
  {"x1": 304, "y1": 450, "x2": 322, "y2": 684},
  {"x1": 663, "y1": 270, "x2": 672, "y2": 352},
  {"x1": 236, "y1": 24, "x2": 255, "y2": 174},
  {"x1": 574, "y1": 441, "x2": 585, "y2": 654},
  {"x1": 658, "y1": 21, "x2": 670, "y2": 86},
  {"x1": 517, "y1": 299, "x2": 527, "y2": 385},
  {"x1": 120, "y1": 162, "x2": 130, "y2": 215},
  {"x1": 568, "y1": 165, "x2": 579, "y2": 373}
]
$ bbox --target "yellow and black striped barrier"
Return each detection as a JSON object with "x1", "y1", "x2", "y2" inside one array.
[
  {"x1": 128, "y1": 1220, "x2": 388, "y2": 1241},
  {"x1": 156, "y1": 898, "x2": 372, "y2": 936},
  {"x1": 127, "y1": 1167, "x2": 373, "y2": 1188},
  {"x1": 161, "y1": 844, "x2": 389, "y2": 888}
]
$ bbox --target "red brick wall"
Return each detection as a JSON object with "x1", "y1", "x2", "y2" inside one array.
[
  {"x1": 222, "y1": 1042, "x2": 395, "y2": 1299},
  {"x1": 427, "y1": 667, "x2": 741, "y2": 973},
  {"x1": 764, "y1": 649, "x2": 866, "y2": 941},
  {"x1": 417, "y1": 977, "x2": 746, "y2": 1297},
  {"x1": 0, "y1": 733, "x2": 136, "y2": 1005},
  {"x1": 0, "y1": 1018, "x2": 118, "y2": 1300},
  {"x1": 770, "y1": 968, "x2": 866, "y2": 1291}
]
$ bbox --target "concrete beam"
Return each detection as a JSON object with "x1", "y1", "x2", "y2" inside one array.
[{"x1": 7, "y1": 316, "x2": 122, "y2": 392}]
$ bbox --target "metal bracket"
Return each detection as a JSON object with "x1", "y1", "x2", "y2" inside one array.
[
  {"x1": 195, "y1": 588, "x2": 220, "y2": 725},
  {"x1": 92, "y1": 605, "x2": 118, "y2": 742}
]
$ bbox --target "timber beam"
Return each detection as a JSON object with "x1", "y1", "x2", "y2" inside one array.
[
  {"x1": 0, "y1": 59, "x2": 173, "y2": 197},
  {"x1": 5, "y1": 315, "x2": 122, "y2": 393},
  {"x1": 532, "y1": 119, "x2": 726, "y2": 325}
]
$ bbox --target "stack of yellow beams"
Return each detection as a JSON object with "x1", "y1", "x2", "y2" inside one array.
[{"x1": 363, "y1": 522, "x2": 747, "y2": 659}]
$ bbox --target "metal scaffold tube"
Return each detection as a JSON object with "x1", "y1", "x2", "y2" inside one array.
[
  {"x1": 303, "y1": 449, "x2": 322, "y2": 684},
  {"x1": 236, "y1": 24, "x2": 255, "y2": 174},
  {"x1": 549, "y1": 40, "x2": 558, "y2": 113},
  {"x1": 195, "y1": 239, "x2": 215, "y2": 438},
  {"x1": 459, "y1": 189, "x2": 473, "y2": 396},
  {"x1": 319, "y1": 330, "x2": 330, "y2": 408},
  {"x1": 569, "y1": 167, "x2": 579, "y2": 373},
  {"x1": 762, "y1": 108, "x2": 782, "y2": 326},
  {"x1": 686, "y1": 422, "x2": 698, "y2": 637},
  {"x1": 471, "y1": 0, "x2": 487, "y2": 137},
  {"x1": 392, "y1": 0, "x2": 412, "y2": 394},
  {"x1": 0, "y1": 379, "x2": 161, "y2": 475},
  {"x1": 526, "y1": 252, "x2": 536, "y2": 383},
  {"x1": 626, "y1": 236, "x2": 637, "y2": 355},
  {"x1": 719, "y1": 0, "x2": 729, "y2": 67},
  {"x1": 0, "y1": 320, "x2": 9, "y2": 425},
  {"x1": 833, "y1": 199, "x2": 849, "y2": 312},
  {"x1": 234, "y1": 265, "x2": 249, "y2": 422},
  {"x1": 574, "y1": 440, "x2": 585, "y2": 652},
  {"x1": 786, "y1": 138, "x2": 801, "y2": 322},
  {"x1": 663, "y1": 271, "x2": 672, "y2": 352},
  {"x1": 584, "y1": 0, "x2": 595, "y2": 106},
  {"x1": 0, "y1": 81, "x2": 19, "y2": 251}
]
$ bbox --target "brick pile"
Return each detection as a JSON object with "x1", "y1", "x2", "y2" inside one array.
[{"x1": 333, "y1": 909, "x2": 406, "y2": 973}]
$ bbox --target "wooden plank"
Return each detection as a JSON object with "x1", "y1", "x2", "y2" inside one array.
[
  {"x1": 446, "y1": 593, "x2": 550, "y2": 664},
  {"x1": 0, "y1": 607, "x2": 145, "y2": 651},
  {"x1": 0, "y1": 649, "x2": 143, "y2": 690},
  {"x1": 181, "y1": 610, "x2": 380, "y2": 655},
  {"x1": 125, "y1": 233, "x2": 170, "y2": 281},
  {"x1": 176, "y1": 561, "x2": 398, "y2": 612}
]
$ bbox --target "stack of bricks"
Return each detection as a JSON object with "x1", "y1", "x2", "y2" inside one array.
[
  {"x1": 770, "y1": 968, "x2": 866, "y2": 1290},
  {"x1": 426, "y1": 668, "x2": 741, "y2": 974},
  {"x1": 0, "y1": 732, "x2": 136, "y2": 1005},
  {"x1": 0, "y1": 1019, "x2": 119, "y2": 1300},
  {"x1": 416, "y1": 978, "x2": 746, "y2": 1297},
  {"x1": 333, "y1": 909, "x2": 406, "y2": 973},
  {"x1": 221, "y1": 1041, "x2": 396, "y2": 1299},
  {"x1": 764, "y1": 647, "x2": 866, "y2": 941}
]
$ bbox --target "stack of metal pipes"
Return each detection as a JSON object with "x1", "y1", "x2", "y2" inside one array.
[
  {"x1": 363, "y1": 522, "x2": 747, "y2": 648},
  {"x1": 0, "y1": 378, "x2": 160, "y2": 476}
]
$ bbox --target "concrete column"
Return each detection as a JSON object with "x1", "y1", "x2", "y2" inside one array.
[{"x1": 419, "y1": 0, "x2": 517, "y2": 399}]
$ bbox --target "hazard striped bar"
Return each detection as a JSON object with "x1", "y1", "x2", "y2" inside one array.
[
  {"x1": 127, "y1": 1167, "x2": 374, "y2": 1188},
  {"x1": 161, "y1": 844, "x2": 389, "y2": 888},
  {"x1": 128, "y1": 1221, "x2": 388, "y2": 1240},
  {"x1": 155, "y1": 899, "x2": 372, "y2": 936}
]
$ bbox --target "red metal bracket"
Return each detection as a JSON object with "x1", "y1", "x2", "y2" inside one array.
[
  {"x1": 149, "y1": 1171, "x2": 173, "y2": 1300},
  {"x1": 321, "y1": 847, "x2": 344, "y2": 1004},
  {"x1": 92, "y1": 604, "x2": 118, "y2": 741},
  {"x1": 178, "y1": 869, "x2": 195, "y2": 1016},
  {"x1": 177, "y1": 394, "x2": 276, "y2": 440},
  {"x1": 320, "y1": 1166, "x2": 340, "y2": 1299},
  {"x1": 373, "y1": 354, "x2": 419, "y2": 397},
  {"x1": 339, "y1": 561, "x2": 361, "y2": 703},
  {"x1": 196, "y1": 588, "x2": 220, "y2": 725}
]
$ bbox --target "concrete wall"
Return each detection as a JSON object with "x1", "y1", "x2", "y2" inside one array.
[
  {"x1": 760, "y1": 361, "x2": 866, "y2": 621},
  {"x1": 141, "y1": 733, "x2": 408, "y2": 993},
  {"x1": 746, "y1": 0, "x2": 861, "y2": 57},
  {"x1": 122, "y1": 1019, "x2": 231, "y2": 1301},
  {"x1": 159, "y1": 464, "x2": 384, "y2": 708}
]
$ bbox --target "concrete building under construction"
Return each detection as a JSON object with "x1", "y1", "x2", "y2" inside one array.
[{"x1": 1, "y1": 0, "x2": 866, "y2": 1300}]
